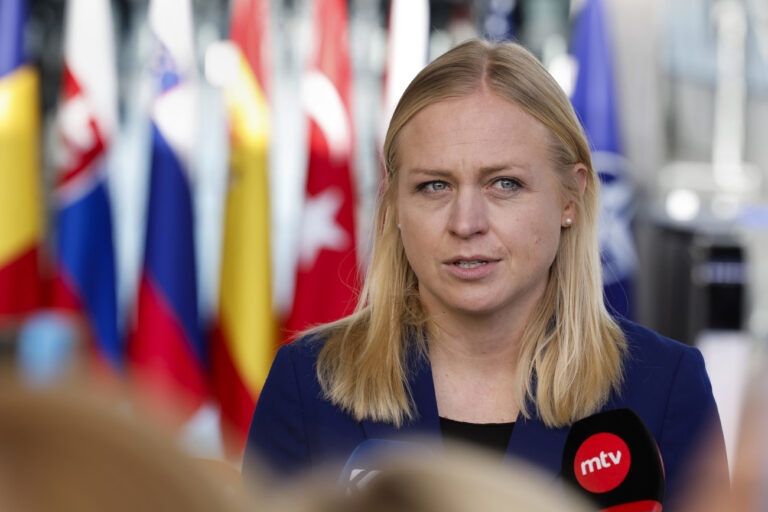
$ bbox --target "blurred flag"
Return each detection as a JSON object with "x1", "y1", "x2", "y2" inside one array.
[
  {"x1": 0, "y1": 0, "x2": 44, "y2": 320},
  {"x1": 570, "y1": 0, "x2": 636, "y2": 319},
  {"x1": 129, "y1": 0, "x2": 206, "y2": 416},
  {"x1": 381, "y1": 0, "x2": 429, "y2": 142},
  {"x1": 210, "y1": 0, "x2": 275, "y2": 455},
  {"x1": 52, "y1": 0, "x2": 120, "y2": 369},
  {"x1": 284, "y1": 0, "x2": 359, "y2": 339},
  {"x1": 482, "y1": 0, "x2": 517, "y2": 41},
  {"x1": 228, "y1": 0, "x2": 271, "y2": 99}
]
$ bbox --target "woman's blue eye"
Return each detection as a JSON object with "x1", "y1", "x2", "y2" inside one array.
[
  {"x1": 419, "y1": 181, "x2": 448, "y2": 192},
  {"x1": 494, "y1": 178, "x2": 520, "y2": 190}
]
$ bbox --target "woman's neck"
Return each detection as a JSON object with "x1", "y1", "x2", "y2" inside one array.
[
  {"x1": 426, "y1": 306, "x2": 533, "y2": 424},
  {"x1": 428, "y1": 314, "x2": 522, "y2": 361},
  {"x1": 416, "y1": 272, "x2": 546, "y2": 361},
  {"x1": 423, "y1": 292, "x2": 538, "y2": 362}
]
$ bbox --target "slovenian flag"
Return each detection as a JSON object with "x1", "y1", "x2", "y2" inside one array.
[
  {"x1": 571, "y1": 0, "x2": 636, "y2": 319},
  {"x1": 0, "y1": 0, "x2": 44, "y2": 320},
  {"x1": 52, "y1": 0, "x2": 121, "y2": 369},
  {"x1": 129, "y1": 0, "x2": 206, "y2": 415},
  {"x1": 284, "y1": 0, "x2": 359, "y2": 340},
  {"x1": 211, "y1": 0, "x2": 276, "y2": 455}
]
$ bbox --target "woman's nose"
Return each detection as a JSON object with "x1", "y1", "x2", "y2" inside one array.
[{"x1": 448, "y1": 189, "x2": 489, "y2": 238}]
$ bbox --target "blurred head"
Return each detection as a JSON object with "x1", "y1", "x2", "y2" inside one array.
[
  {"x1": 265, "y1": 442, "x2": 592, "y2": 512},
  {"x1": 0, "y1": 382, "x2": 244, "y2": 512}
]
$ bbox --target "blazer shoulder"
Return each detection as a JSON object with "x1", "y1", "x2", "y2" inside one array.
[
  {"x1": 243, "y1": 332, "x2": 333, "y2": 478},
  {"x1": 617, "y1": 317, "x2": 700, "y2": 368},
  {"x1": 611, "y1": 317, "x2": 711, "y2": 422},
  {"x1": 614, "y1": 319, "x2": 725, "y2": 510},
  {"x1": 282, "y1": 332, "x2": 328, "y2": 364}
]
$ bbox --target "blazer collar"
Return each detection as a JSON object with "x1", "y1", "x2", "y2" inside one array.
[
  {"x1": 361, "y1": 351, "x2": 569, "y2": 478},
  {"x1": 506, "y1": 413, "x2": 569, "y2": 479},
  {"x1": 361, "y1": 351, "x2": 441, "y2": 441}
]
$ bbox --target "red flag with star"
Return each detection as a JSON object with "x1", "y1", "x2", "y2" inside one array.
[{"x1": 284, "y1": 0, "x2": 359, "y2": 341}]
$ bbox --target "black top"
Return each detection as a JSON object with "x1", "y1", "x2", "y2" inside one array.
[{"x1": 439, "y1": 416, "x2": 515, "y2": 459}]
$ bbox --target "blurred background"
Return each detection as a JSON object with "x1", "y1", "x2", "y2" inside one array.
[{"x1": 1, "y1": 0, "x2": 767, "y2": 475}]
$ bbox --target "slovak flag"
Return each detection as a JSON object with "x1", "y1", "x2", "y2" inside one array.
[
  {"x1": 0, "y1": 0, "x2": 44, "y2": 320},
  {"x1": 570, "y1": 0, "x2": 636, "y2": 319},
  {"x1": 52, "y1": 0, "x2": 121, "y2": 369},
  {"x1": 211, "y1": 0, "x2": 276, "y2": 454},
  {"x1": 284, "y1": 0, "x2": 359, "y2": 339},
  {"x1": 129, "y1": 0, "x2": 206, "y2": 415}
]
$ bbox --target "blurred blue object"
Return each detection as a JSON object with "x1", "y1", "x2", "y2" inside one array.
[
  {"x1": 484, "y1": 0, "x2": 517, "y2": 41},
  {"x1": 17, "y1": 312, "x2": 79, "y2": 386},
  {"x1": 570, "y1": 0, "x2": 636, "y2": 320},
  {"x1": 0, "y1": 0, "x2": 27, "y2": 78}
]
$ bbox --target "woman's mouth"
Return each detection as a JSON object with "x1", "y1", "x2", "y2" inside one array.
[
  {"x1": 445, "y1": 257, "x2": 500, "y2": 279},
  {"x1": 453, "y1": 260, "x2": 488, "y2": 269}
]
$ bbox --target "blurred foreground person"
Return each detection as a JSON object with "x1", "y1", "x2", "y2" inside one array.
[
  {"x1": 0, "y1": 381, "x2": 246, "y2": 512},
  {"x1": 677, "y1": 362, "x2": 768, "y2": 512},
  {"x1": 245, "y1": 39, "x2": 727, "y2": 510},
  {"x1": 257, "y1": 442, "x2": 592, "y2": 512}
]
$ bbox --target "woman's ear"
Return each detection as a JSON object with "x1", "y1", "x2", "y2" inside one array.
[
  {"x1": 573, "y1": 163, "x2": 587, "y2": 196},
  {"x1": 562, "y1": 164, "x2": 587, "y2": 227}
]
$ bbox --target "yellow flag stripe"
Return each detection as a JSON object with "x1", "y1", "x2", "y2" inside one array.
[
  {"x1": 0, "y1": 67, "x2": 43, "y2": 266},
  {"x1": 219, "y1": 54, "x2": 274, "y2": 395}
]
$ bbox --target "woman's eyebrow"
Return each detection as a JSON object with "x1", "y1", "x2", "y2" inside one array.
[
  {"x1": 477, "y1": 164, "x2": 530, "y2": 176},
  {"x1": 405, "y1": 163, "x2": 531, "y2": 179},
  {"x1": 405, "y1": 168, "x2": 454, "y2": 178}
]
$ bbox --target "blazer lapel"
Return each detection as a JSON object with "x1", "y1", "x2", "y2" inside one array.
[
  {"x1": 359, "y1": 345, "x2": 568, "y2": 480},
  {"x1": 506, "y1": 412, "x2": 569, "y2": 479},
  {"x1": 361, "y1": 352, "x2": 441, "y2": 441}
]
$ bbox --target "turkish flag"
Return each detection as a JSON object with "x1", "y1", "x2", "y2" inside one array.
[{"x1": 283, "y1": 0, "x2": 359, "y2": 341}]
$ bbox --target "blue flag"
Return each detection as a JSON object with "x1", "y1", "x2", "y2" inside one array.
[
  {"x1": 0, "y1": 0, "x2": 25, "y2": 77},
  {"x1": 571, "y1": 0, "x2": 636, "y2": 319},
  {"x1": 483, "y1": 2, "x2": 517, "y2": 42},
  {"x1": 52, "y1": 0, "x2": 121, "y2": 370},
  {"x1": 129, "y1": 0, "x2": 208, "y2": 414}
]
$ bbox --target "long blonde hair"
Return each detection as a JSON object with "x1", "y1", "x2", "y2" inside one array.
[{"x1": 314, "y1": 39, "x2": 626, "y2": 428}]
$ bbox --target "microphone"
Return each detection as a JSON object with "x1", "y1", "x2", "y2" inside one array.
[
  {"x1": 338, "y1": 439, "x2": 432, "y2": 495},
  {"x1": 561, "y1": 408, "x2": 665, "y2": 512}
]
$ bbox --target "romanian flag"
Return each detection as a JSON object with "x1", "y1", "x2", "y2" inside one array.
[
  {"x1": 0, "y1": 0, "x2": 44, "y2": 320},
  {"x1": 52, "y1": 0, "x2": 121, "y2": 369},
  {"x1": 211, "y1": 0, "x2": 276, "y2": 455},
  {"x1": 129, "y1": 0, "x2": 206, "y2": 417},
  {"x1": 284, "y1": 0, "x2": 359, "y2": 339},
  {"x1": 571, "y1": 0, "x2": 636, "y2": 319}
]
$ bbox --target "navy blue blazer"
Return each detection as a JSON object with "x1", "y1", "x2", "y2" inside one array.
[{"x1": 244, "y1": 319, "x2": 727, "y2": 509}]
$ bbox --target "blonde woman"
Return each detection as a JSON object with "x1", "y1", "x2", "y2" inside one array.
[{"x1": 244, "y1": 40, "x2": 726, "y2": 509}]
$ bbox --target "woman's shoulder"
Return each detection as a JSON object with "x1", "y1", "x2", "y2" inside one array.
[
  {"x1": 613, "y1": 317, "x2": 712, "y2": 403},
  {"x1": 279, "y1": 331, "x2": 329, "y2": 364},
  {"x1": 609, "y1": 319, "x2": 725, "y2": 511},
  {"x1": 616, "y1": 316, "x2": 700, "y2": 364}
]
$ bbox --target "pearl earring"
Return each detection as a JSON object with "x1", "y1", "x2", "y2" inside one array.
[
  {"x1": 565, "y1": 218, "x2": 573, "y2": 226},
  {"x1": 397, "y1": 223, "x2": 401, "y2": 229}
]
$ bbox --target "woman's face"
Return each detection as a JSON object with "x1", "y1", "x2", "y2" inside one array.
[{"x1": 395, "y1": 90, "x2": 579, "y2": 320}]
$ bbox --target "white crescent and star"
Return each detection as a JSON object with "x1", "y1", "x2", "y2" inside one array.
[
  {"x1": 298, "y1": 186, "x2": 350, "y2": 269},
  {"x1": 302, "y1": 69, "x2": 351, "y2": 163},
  {"x1": 297, "y1": 69, "x2": 353, "y2": 269}
]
